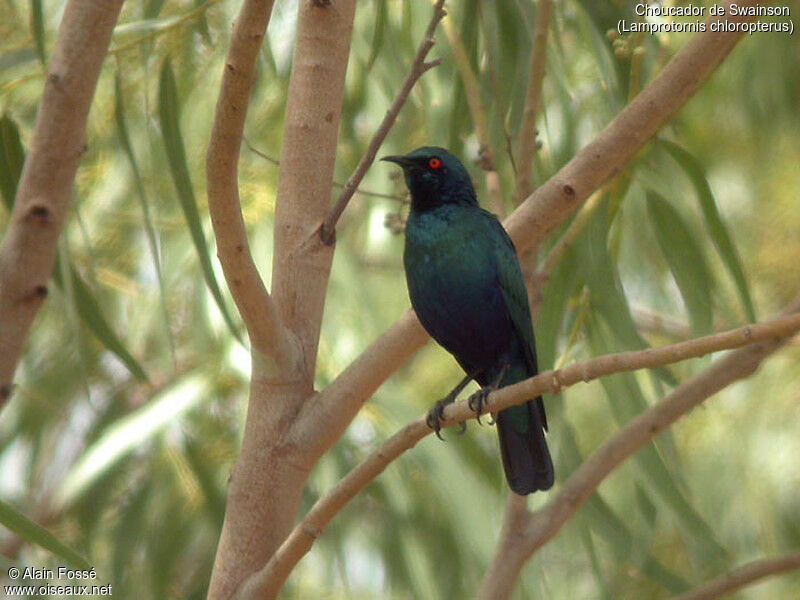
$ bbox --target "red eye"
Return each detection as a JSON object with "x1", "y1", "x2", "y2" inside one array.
[{"x1": 428, "y1": 157, "x2": 441, "y2": 169}]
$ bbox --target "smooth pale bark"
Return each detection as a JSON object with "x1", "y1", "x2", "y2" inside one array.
[
  {"x1": 0, "y1": 0, "x2": 126, "y2": 406},
  {"x1": 206, "y1": 1, "x2": 357, "y2": 598},
  {"x1": 205, "y1": 0, "x2": 302, "y2": 378}
]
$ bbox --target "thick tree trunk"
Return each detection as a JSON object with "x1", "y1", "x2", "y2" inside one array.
[{"x1": 207, "y1": 1, "x2": 357, "y2": 597}]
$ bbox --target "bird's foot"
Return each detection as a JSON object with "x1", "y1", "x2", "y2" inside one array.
[
  {"x1": 467, "y1": 363, "x2": 509, "y2": 425},
  {"x1": 426, "y1": 395, "x2": 465, "y2": 440},
  {"x1": 467, "y1": 388, "x2": 491, "y2": 424}
]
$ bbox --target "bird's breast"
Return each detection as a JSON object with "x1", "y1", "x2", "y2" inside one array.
[{"x1": 403, "y1": 210, "x2": 513, "y2": 372}]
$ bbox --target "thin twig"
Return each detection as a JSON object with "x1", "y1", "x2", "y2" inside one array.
[
  {"x1": 671, "y1": 550, "x2": 800, "y2": 600},
  {"x1": 239, "y1": 310, "x2": 800, "y2": 599},
  {"x1": 477, "y1": 295, "x2": 800, "y2": 600},
  {"x1": 537, "y1": 186, "x2": 605, "y2": 280},
  {"x1": 320, "y1": 0, "x2": 446, "y2": 244},
  {"x1": 244, "y1": 138, "x2": 407, "y2": 201},
  {"x1": 205, "y1": 0, "x2": 301, "y2": 376},
  {"x1": 441, "y1": 15, "x2": 506, "y2": 218},
  {"x1": 513, "y1": 0, "x2": 552, "y2": 206}
]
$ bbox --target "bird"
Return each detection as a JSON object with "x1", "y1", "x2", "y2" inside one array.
[{"x1": 382, "y1": 146, "x2": 554, "y2": 495}]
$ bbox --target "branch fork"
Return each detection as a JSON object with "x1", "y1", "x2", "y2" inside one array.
[{"x1": 320, "y1": 0, "x2": 447, "y2": 244}]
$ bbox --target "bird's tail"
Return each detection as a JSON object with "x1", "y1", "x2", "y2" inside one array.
[{"x1": 496, "y1": 395, "x2": 554, "y2": 495}]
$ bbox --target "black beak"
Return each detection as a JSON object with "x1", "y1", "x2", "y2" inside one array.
[{"x1": 381, "y1": 155, "x2": 414, "y2": 168}]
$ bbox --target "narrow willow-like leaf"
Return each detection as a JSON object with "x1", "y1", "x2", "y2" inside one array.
[
  {"x1": 115, "y1": 72, "x2": 176, "y2": 367},
  {"x1": 1, "y1": 113, "x2": 146, "y2": 379},
  {"x1": 0, "y1": 113, "x2": 24, "y2": 210},
  {"x1": 580, "y1": 524, "x2": 614, "y2": 600},
  {"x1": 183, "y1": 438, "x2": 226, "y2": 523},
  {"x1": 0, "y1": 498, "x2": 91, "y2": 570},
  {"x1": 111, "y1": 480, "x2": 150, "y2": 588},
  {"x1": 193, "y1": 0, "x2": 213, "y2": 46},
  {"x1": 0, "y1": 47, "x2": 38, "y2": 75},
  {"x1": 56, "y1": 372, "x2": 208, "y2": 508},
  {"x1": 585, "y1": 495, "x2": 691, "y2": 593},
  {"x1": 660, "y1": 139, "x2": 756, "y2": 322},
  {"x1": 366, "y1": 0, "x2": 387, "y2": 71},
  {"x1": 585, "y1": 312, "x2": 729, "y2": 570},
  {"x1": 535, "y1": 245, "x2": 575, "y2": 370},
  {"x1": 562, "y1": 423, "x2": 690, "y2": 593},
  {"x1": 647, "y1": 192, "x2": 714, "y2": 337},
  {"x1": 577, "y1": 207, "x2": 677, "y2": 385},
  {"x1": 114, "y1": 15, "x2": 183, "y2": 37},
  {"x1": 144, "y1": 0, "x2": 166, "y2": 19},
  {"x1": 157, "y1": 59, "x2": 242, "y2": 344},
  {"x1": 51, "y1": 265, "x2": 149, "y2": 382},
  {"x1": 30, "y1": 0, "x2": 46, "y2": 65}
]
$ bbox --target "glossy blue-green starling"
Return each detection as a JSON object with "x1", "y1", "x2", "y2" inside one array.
[{"x1": 382, "y1": 146, "x2": 554, "y2": 495}]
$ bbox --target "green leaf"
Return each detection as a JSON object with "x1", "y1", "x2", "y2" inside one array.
[
  {"x1": 584, "y1": 494, "x2": 691, "y2": 593},
  {"x1": 183, "y1": 437, "x2": 226, "y2": 523},
  {"x1": 534, "y1": 245, "x2": 575, "y2": 370},
  {"x1": 647, "y1": 192, "x2": 714, "y2": 337},
  {"x1": 157, "y1": 58, "x2": 243, "y2": 344},
  {"x1": 1, "y1": 109, "x2": 148, "y2": 381},
  {"x1": 0, "y1": 47, "x2": 38, "y2": 75},
  {"x1": 0, "y1": 498, "x2": 91, "y2": 570},
  {"x1": 580, "y1": 524, "x2": 614, "y2": 600},
  {"x1": 0, "y1": 113, "x2": 25, "y2": 211},
  {"x1": 193, "y1": 0, "x2": 213, "y2": 46},
  {"x1": 659, "y1": 139, "x2": 756, "y2": 322},
  {"x1": 366, "y1": 0, "x2": 387, "y2": 71},
  {"x1": 113, "y1": 15, "x2": 183, "y2": 38},
  {"x1": 561, "y1": 423, "x2": 690, "y2": 593},
  {"x1": 111, "y1": 479, "x2": 150, "y2": 586},
  {"x1": 51, "y1": 265, "x2": 149, "y2": 382},
  {"x1": 115, "y1": 72, "x2": 176, "y2": 367},
  {"x1": 56, "y1": 372, "x2": 209, "y2": 508},
  {"x1": 30, "y1": 0, "x2": 46, "y2": 65},
  {"x1": 585, "y1": 312, "x2": 729, "y2": 570},
  {"x1": 576, "y1": 206, "x2": 677, "y2": 385}
]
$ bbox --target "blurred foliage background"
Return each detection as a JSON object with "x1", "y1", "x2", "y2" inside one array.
[{"x1": 1, "y1": 0, "x2": 799, "y2": 598}]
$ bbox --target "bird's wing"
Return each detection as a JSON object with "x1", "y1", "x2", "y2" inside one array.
[{"x1": 481, "y1": 211, "x2": 539, "y2": 376}]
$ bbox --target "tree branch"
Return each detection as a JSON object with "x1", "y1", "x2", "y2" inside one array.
[
  {"x1": 244, "y1": 138, "x2": 409, "y2": 201},
  {"x1": 477, "y1": 296, "x2": 800, "y2": 600},
  {"x1": 207, "y1": 1, "x2": 357, "y2": 598},
  {"x1": 0, "y1": 0, "x2": 125, "y2": 408},
  {"x1": 672, "y1": 550, "x2": 800, "y2": 600},
  {"x1": 269, "y1": 0, "x2": 357, "y2": 381},
  {"x1": 320, "y1": 0, "x2": 446, "y2": 244},
  {"x1": 536, "y1": 186, "x2": 605, "y2": 281},
  {"x1": 243, "y1": 310, "x2": 800, "y2": 597},
  {"x1": 504, "y1": 0, "x2": 766, "y2": 252},
  {"x1": 205, "y1": 0, "x2": 303, "y2": 377},
  {"x1": 513, "y1": 0, "x2": 552, "y2": 206},
  {"x1": 303, "y1": 0, "x2": 764, "y2": 448}
]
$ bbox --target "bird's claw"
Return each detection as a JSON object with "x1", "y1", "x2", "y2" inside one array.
[
  {"x1": 426, "y1": 397, "x2": 452, "y2": 440},
  {"x1": 468, "y1": 388, "x2": 491, "y2": 424}
]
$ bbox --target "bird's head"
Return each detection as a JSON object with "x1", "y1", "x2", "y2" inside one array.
[{"x1": 381, "y1": 146, "x2": 478, "y2": 212}]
